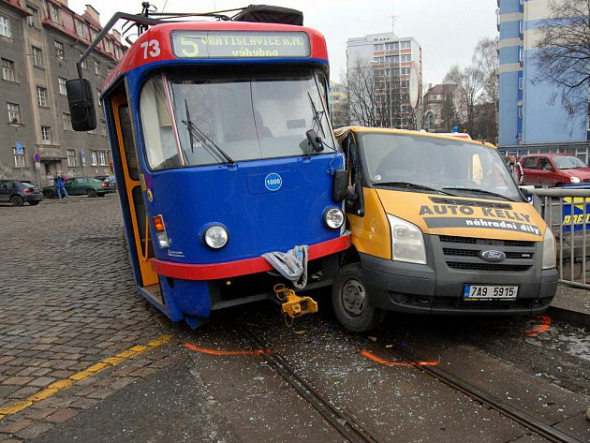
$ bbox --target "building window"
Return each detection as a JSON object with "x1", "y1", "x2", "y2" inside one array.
[
  {"x1": 41, "y1": 126, "x2": 51, "y2": 144},
  {"x1": 67, "y1": 149, "x2": 76, "y2": 167},
  {"x1": 386, "y1": 42, "x2": 399, "y2": 51},
  {"x1": 518, "y1": 77, "x2": 523, "y2": 90},
  {"x1": 97, "y1": 90, "x2": 102, "y2": 107},
  {"x1": 13, "y1": 147, "x2": 25, "y2": 168},
  {"x1": 7, "y1": 103, "x2": 20, "y2": 124},
  {"x1": 1, "y1": 58, "x2": 15, "y2": 82},
  {"x1": 62, "y1": 113, "x2": 72, "y2": 131},
  {"x1": 518, "y1": 46, "x2": 523, "y2": 64},
  {"x1": 518, "y1": 105, "x2": 523, "y2": 119},
  {"x1": 90, "y1": 151, "x2": 98, "y2": 165},
  {"x1": 32, "y1": 46, "x2": 43, "y2": 67},
  {"x1": 36, "y1": 87, "x2": 47, "y2": 107},
  {"x1": 401, "y1": 41, "x2": 411, "y2": 49},
  {"x1": 0, "y1": 14, "x2": 11, "y2": 38},
  {"x1": 401, "y1": 54, "x2": 411, "y2": 62},
  {"x1": 401, "y1": 67, "x2": 410, "y2": 75},
  {"x1": 101, "y1": 121, "x2": 107, "y2": 136},
  {"x1": 50, "y1": 4, "x2": 61, "y2": 24},
  {"x1": 26, "y1": 6, "x2": 37, "y2": 28},
  {"x1": 105, "y1": 40, "x2": 112, "y2": 53},
  {"x1": 98, "y1": 151, "x2": 107, "y2": 165},
  {"x1": 90, "y1": 29, "x2": 97, "y2": 42},
  {"x1": 55, "y1": 41, "x2": 64, "y2": 61},
  {"x1": 94, "y1": 61, "x2": 101, "y2": 75},
  {"x1": 80, "y1": 53, "x2": 88, "y2": 70},
  {"x1": 59, "y1": 77, "x2": 67, "y2": 95},
  {"x1": 519, "y1": 20, "x2": 524, "y2": 35},
  {"x1": 75, "y1": 20, "x2": 85, "y2": 37}
]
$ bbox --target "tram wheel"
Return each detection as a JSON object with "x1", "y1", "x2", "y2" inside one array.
[{"x1": 331, "y1": 263, "x2": 385, "y2": 333}]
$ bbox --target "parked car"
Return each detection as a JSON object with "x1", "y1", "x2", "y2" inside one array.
[
  {"x1": 94, "y1": 175, "x2": 110, "y2": 181},
  {"x1": 101, "y1": 175, "x2": 117, "y2": 192},
  {"x1": 43, "y1": 177, "x2": 113, "y2": 198},
  {"x1": 520, "y1": 153, "x2": 590, "y2": 187},
  {"x1": 0, "y1": 179, "x2": 43, "y2": 206}
]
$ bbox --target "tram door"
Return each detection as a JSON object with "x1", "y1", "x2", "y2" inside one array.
[{"x1": 110, "y1": 94, "x2": 158, "y2": 288}]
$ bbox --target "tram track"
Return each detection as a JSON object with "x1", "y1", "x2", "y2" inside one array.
[
  {"x1": 379, "y1": 342, "x2": 583, "y2": 443},
  {"x1": 234, "y1": 322, "x2": 387, "y2": 443}
]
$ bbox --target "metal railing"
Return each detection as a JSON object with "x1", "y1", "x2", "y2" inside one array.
[{"x1": 528, "y1": 187, "x2": 590, "y2": 288}]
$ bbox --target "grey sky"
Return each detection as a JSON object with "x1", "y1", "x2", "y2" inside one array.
[{"x1": 69, "y1": 0, "x2": 498, "y2": 86}]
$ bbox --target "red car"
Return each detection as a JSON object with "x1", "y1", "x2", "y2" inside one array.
[{"x1": 519, "y1": 153, "x2": 590, "y2": 187}]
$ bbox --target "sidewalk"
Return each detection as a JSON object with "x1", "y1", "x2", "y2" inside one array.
[{"x1": 548, "y1": 283, "x2": 590, "y2": 327}]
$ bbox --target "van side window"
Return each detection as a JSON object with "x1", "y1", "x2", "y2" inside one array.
[{"x1": 539, "y1": 157, "x2": 552, "y2": 171}]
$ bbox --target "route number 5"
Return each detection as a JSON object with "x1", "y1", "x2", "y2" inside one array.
[{"x1": 140, "y1": 40, "x2": 161, "y2": 59}]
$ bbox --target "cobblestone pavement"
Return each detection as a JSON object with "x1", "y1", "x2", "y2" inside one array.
[{"x1": 0, "y1": 196, "x2": 181, "y2": 441}]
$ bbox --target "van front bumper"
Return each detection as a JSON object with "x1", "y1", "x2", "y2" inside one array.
[{"x1": 360, "y1": 252, "x2": 558, "y2": 315}]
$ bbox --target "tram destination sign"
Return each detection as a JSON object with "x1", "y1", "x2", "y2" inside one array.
[{"x1": 171, "y1": 31, "x2": 310, "y2": 59}]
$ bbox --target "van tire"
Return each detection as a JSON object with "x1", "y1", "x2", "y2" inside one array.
[{"x1": 332, "y1": 263, "x2": 385, "y2": 332}]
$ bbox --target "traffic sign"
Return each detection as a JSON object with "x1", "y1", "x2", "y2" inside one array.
[
  {"x1": 80, "y1": 150, "x2": 86, "y2": 166},
  {"x1": 15, "y1": 142, "x2": 23, "y2": 155},
  {"x1": 34, "y1": 153, "x2": 41, "y2": 162},
  {"x1": 35, "y1": 162, "x2": 41, "y2": 170}
]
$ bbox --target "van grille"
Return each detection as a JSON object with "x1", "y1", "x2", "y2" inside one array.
[{"x1": 438, "y1": 235, "x2": 536, "y2": 272}]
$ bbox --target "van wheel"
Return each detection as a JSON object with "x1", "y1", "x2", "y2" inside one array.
[{"x1": 332, "y1": 263, "x2": 385, "y2": 333}]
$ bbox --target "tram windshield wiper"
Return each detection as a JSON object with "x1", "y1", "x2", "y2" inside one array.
[
  {"x1": 377, "y1": 181, "x2": 452, "y2": 195},
  {"x1": 306, "y1": 92, "x2": 335, "y2": 151},
  {"x1": 182, "y1": 100, "x2": 234, "y2": 164},
  {"x1": 442, "y1": 186, "x2": 514, "y2": 201}
]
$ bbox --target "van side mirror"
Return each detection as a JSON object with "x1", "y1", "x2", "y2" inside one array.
[
  {"x1": 333, "y1": 169, "x2": 356, "y2": 202},
  {"x1": 66, "y1": 78, "x2": 96, "y2": 131},
  {"x1": 306, "y1": 129, "x2": 324, "y2": 152}
]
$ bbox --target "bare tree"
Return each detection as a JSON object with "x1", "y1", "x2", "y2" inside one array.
[
  {"x1": 534, "y1": 0, "x2": 590, "y2": 118},
  {"x1": 444, "y1": 65, "x2": 484, "y2": 136},
  {"x1": 345, "y1": 61, "x2": 380, "y2": 127},
  {"x1": 472, "y1": 37, "x2": 499, "y2": 109}
]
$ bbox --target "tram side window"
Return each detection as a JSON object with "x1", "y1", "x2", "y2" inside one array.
[
  {"x1": 140, "y1": 76, "x2": 181, "y2": 171},
  {"x1": 119, "y1": 106, "x2": 139, "y2": 180}
]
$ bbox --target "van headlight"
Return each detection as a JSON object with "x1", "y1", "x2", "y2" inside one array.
[
  {"x1": 387, "y1": 214, "x2": 426, "y2": 264},
  {"x1": 570, "y1": 176, "x2": 581, "y2": 184},
  {"x1": 542, "y1": 228, "x2": 556, "y2": 269}
]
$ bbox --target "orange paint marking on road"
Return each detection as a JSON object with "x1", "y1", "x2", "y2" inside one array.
[
  {"x1": 526, "y1": 315, "x2": 552, "y2": 337},
  {"x1": 360, "y1": 350, "x2": 439, "y2": 367},
  {"x1": 184, "y1": 343, "x2": 270, "y2": 356}
]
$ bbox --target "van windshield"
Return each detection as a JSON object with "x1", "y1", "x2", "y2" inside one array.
[
  {"x1": 552, "y1": 156, "x2": 587, "y2": 170},
  {"x1": 358, "y1": 133, "x2": 523, "y2": 201},
  {"x1": 140, "y1": 68, "x2": 336, "y2": 170}
]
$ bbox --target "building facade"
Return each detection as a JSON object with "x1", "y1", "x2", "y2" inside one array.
[
  {"x1": 498, "y1": 0, "x2": 589, "y2": 153},
  {"x1": 0, "y1": 0, "x2": 124, "y2": 186},
  {"x1": 346, "y1": 32, "x2": 423, "y2": 130},
  {"x1": 422, "y1": 83, "x2": 460, "y2": 133}
]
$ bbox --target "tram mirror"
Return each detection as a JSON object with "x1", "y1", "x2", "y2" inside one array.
[
  {"x1": 333, "y1": 169, "x2": 356, "y2": 202},
  {"x1": 66, "y1": 78, "x2": 97, "y2": 131},
  {"x1": 306, "y1": 129, "x2": 324, "y2": 152}
]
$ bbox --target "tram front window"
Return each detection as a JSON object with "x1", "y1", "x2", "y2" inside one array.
[{"x1": 140, "y1": 69, "x2": 336, "y2": 170}]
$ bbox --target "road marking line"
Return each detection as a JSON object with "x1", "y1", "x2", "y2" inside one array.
[{"x1": 0, "y1": 334, "x2": 173, "y2": 420}]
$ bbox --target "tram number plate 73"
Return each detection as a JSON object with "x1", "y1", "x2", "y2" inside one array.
[{"x1": 463, "y1": 285, "x2": 518, "y2": 300}]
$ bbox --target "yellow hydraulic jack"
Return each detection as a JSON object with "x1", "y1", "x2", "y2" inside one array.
[{"x1": 273, "y1": 284, "x2": 318, "y2": 327}]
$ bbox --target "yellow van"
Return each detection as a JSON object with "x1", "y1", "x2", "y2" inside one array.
[{"x1": 332, "y1": 127, "x2": 558, "y2": 332}]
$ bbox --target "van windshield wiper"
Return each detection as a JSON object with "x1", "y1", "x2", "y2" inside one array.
[
  {"x1": 182, "y1": 100, "x2": 234, "y2": 164},
  {"x1": 376, "y1": 181, "x2": 452, "y2": 195},
  {"x1": 442, "y1": 186, "x2": 514, "y2": 201}
]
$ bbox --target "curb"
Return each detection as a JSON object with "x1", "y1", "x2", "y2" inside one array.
[{"x1": 547, "y1": 306, "x2": 590, "y2": 328}]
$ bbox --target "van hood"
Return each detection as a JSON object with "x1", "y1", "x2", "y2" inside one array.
[{"x1": 376, "y1": 189, "x2": 546, "y2": 241}]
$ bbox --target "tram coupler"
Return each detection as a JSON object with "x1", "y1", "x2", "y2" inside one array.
[{"x1": 273, "y1": 284, "x2": 318, "y2": 323}]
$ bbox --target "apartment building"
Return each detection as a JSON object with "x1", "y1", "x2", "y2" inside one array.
[
  {"x1": 0, "y1": 0, "x2": 124, "y2": 185},
  {"x1": 498, "y1": 0, "x2": 589, "y2": 153},
  {"x1": 346, "y1": 32, "x2": 422, "y2": 129}
]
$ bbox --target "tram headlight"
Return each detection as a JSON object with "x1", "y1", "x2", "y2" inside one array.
[
  {"x1": 387, "y1": 214, "x2": 426, "y2": 264},
  {"x1": 542, "y1": 228, "x2": 556, "y2": 269},
  {"x1": 203, "y1": 224, "x2": 229, "y2": 249},
  {"x1": 323, "y1": 207, "x2": 345, "y2": 229}
]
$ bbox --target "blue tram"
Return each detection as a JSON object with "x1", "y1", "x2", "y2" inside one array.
[{"x1": 67, "y1": 5, "x2": 350, "y2": 328}]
